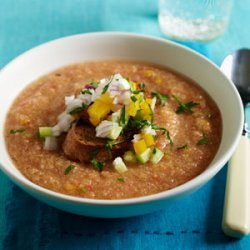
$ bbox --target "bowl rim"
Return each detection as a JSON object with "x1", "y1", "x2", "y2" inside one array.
[{"x1": 0, "y1": 31, "x2": 244, "y2": 206}]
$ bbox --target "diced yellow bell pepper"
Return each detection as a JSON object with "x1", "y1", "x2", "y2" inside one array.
[
  {"x1": 143, "y1": 133, "x2": 155, "y2": 147},
  {"x1": 99, "y1": 92, "x2": 113, "y2": 105},
  {"x1": 133, "y1": 139, "x2": 147, "y2": 155},
  {"x1": 126, "y1": 101, "x2": 140, "y2": 117},
  {"x1": 145, "y1": 98, "x2": 152, "y2": 105},
  {"x1": 139, "y1": 101, "x2": 152, "y2": 120},
  {"x1": 89, "y1": 117, "x2": 100, "y2": 127},
  {"x1": 87, "y1": 100, "x2": 111, "y2": 126}
]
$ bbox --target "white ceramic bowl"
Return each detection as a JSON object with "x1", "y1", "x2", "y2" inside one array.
[{"x1": 0, "y1": 32, "x2": 243, "y2": 218}]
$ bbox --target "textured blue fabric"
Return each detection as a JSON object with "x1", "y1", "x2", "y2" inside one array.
[{"x1": 1, "y1": 0, "x2": 250, "y2": 249}]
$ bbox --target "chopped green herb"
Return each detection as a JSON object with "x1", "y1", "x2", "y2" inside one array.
[
  {"x1": 172, "y1": 95, "x2": 199, "y2": 114},
  {"x1": 90, "y1": 79, "x2": 99, "y2": 88},
  {"x1": 151, "y1": 124, "x2": 173, "y2": 145},
  {"x1": 82, "y1": 89, "x2": 92, "y2": 95},
  {"x1": 131, "y1": 96, "x2": 137, "y2": 102},
  {"x1": 118, "y1": 105, "x2": 126, "y2": 126},
  {"x1": 151, "y1": 91, "x2": 168, "y2": 106},
  {"x1": 105, "y1": 139, "x2": 128, "y2": 159},
  {"x1": 105, "y1": 140, "x2": 113, "y2": 159},
  {"x1": 90, "y1": 148, "x2": 99, "y2": 159},
  {"x1": 117, "y1": 177, "x2": 125, "y2": 182},
  {"x1": 90, "y1": 149, "x2": 105, "y2": 171},
  {"x1": 166, "y1": 130, "x2": 174, "y2": 146},
  {"x1": 139, "y1": 82, "x2": 145, "y2": 89},
  {"x1": 148, "y1": 103, "x2": 154, "y2": 123},
  {"x1": 151, "y1": 124, "x2": 167, "y2": 134},
  {"x1": 91, "y1": 158, "x2": 105, "y2": 171},
  {"x1": 102, "y1": 83, "x2": 110, "y2": 94},
  {"x1": 69, "y1": 104, "x2": 86, "y2": 115},
  {"x1": 127, "y1": 118, "x2": 150, "y2": 130},
  {"x1": 132, "y1": 89, "x2": 144, "y2": 94},
  {"x1": 177, "y1": 144, "x2": 188, "y2": 150},
  {"x1": 197, "y1": 133, "x2": 209, "y2": 145},
  {"x1": 152, "y1": 147, "x2": 157, "y2": 154},
  {"x1": 64, "y1": 164, "x2": 75, "y2": 175},
  {"x1": 9, "y1": 129, "x2": 26, "y2": 134}
]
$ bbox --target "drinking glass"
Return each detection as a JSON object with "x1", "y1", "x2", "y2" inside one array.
[{"x1": 158, "y1": 0, "x2": 234, "y2": 41}]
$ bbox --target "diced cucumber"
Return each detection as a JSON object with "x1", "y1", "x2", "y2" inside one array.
[
  {"x1": 150, "y1": 147, "x2": 164, "y2": 164},
  {"x1": 39, "y1": 127, "x2": 53, "y2": 139},
  {"x1": 109, "y1": 124, "x2": 123, "y2": 140},
  {"x1": 113, "y1": 157, "x2": 128, "y2": 173},
  {"x1": 136, "y1": 148, "x2": 151, "y2": 164},
  {"x1": 123, "y1": 151, "x2": 137, "y2": 163}
]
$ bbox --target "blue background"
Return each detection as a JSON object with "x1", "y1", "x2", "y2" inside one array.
[{"x1": 0, "y1": 0, "x2": 250, "y2": 249}]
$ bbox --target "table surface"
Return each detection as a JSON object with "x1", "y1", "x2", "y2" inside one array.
[{"x1": 1, "y1": 0, "x2": 250, "y2": 249}]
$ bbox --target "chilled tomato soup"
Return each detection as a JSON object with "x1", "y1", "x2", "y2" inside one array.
[{"x1": 5, "y1": 61, "x2": 222, "y2": 199}]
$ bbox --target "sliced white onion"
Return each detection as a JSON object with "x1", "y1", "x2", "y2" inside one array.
[
  {"x1": 78, "y1": 89, "x2": 94, "y2": 106},
  {"x1": 57, "y1": 113, "x2": 73, "y2": 132},
  {"x1": 132, "y1": 134, "x2": 142, "y2": 143},
  {"x1": 65, "y1": 98, "x2": 83, "y2": 113},
  {"x1": 113, "y1": 157, "x2": 128, "y2": 173},
  {"x1": 44, "y1": 136, "x2": 58, "y2": 151},
  {"x1": 65, "y1": 95, "x2": 75, "y2": 106},
  {"x1": 142, "y1": 126, "x2": 156, "y2": 136},
  {"x1": 52, "y1": 125, "x2": 61, "y2": 136},
  {"x1": 111, "y1": 110, "x2": 121, "y2": 122},
  {"x1": 151, "y1": 97, "x2": 157, "y2": 111},
  {"x1": 91, "y1": 80, "x2": 108, "y2": 102},
  {"x1": 96, "y1": 120, "x2": 114, "y2": 138},
  {"x1": 113, "y1": 90, "x2": 131, "y2": 105}
]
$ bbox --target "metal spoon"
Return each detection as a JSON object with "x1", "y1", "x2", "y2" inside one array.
[{"x1": 221, "y1": 49, "x2": 250, "y2": 238}]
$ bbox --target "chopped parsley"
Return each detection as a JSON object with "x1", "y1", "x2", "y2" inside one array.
[
  {"x1": 127, "y1": 118, "x2": 150, "y2": 130},
  {"x1": 117, "y1": 177, "x2": 125, "y2": 182},
  {"x1": 105, "y1": 139, "x2": 128, "y2": 159},
  {"x1": 118, "y1": 105, "x2": 126, "y2": 126},
  {"x1": 131, "y1": 96, "x2": 137, "y2": 102},
  {"x1": 102, "y1": 83, "x2": 110, "y2": 94},
  {"x1": 9, "y1": 129, "x2": 26, "y2": 134},
  {"x1": 139, "y1": 82, "x2": 145, "y2": 89},
  {"x1": 166, "y1": 130, "x2": 174, "y2": 146},
  {"x1": 151, "y1": 124, "x2": 173, "y2": 145},
  {"x1": 90, "y1": 148, "x2": 99, "y2": 158},
  {"x1": 91, "y1": 158, "x2": 104, "y2": 171},
  {"x1": 90, "y1": 79, "x2": 99, "y2": 88},
  {"x1": 64, "y1": 164, "x2": 75, "y2": 175},
  {"x1": 132, "y1": 89, "x2": 144, "y2": 94},
  {"x1": 152, "y1": 147, "x2": 157, "y2": 154},
  {"x1": 90, "y1": 149, "x2": 105, "y2": 171},
  {"x1": 151, "y1": 91, "x2": 168, "y2": 106},
  {"x1": 151, "y1": 124, "x2": 166, "y2": 134},
  {"x1": 105, "y1": 140, "x2": 113, "y2": 159},
  {"x1": 69, "y1": 104, "x2": 86, "y2": 115},
  {"x1": 81, "y1": 89, "x2": 92, "y2": 95},
  {"x1": 177, "y1": 144, "x2": 188, "y2": 150},
  {"x1": 172, "y1": 95, "x2": 199, "y2": 114},
  {"x1": 197, "y1": 133, "x2": 209, "y2": 145}
]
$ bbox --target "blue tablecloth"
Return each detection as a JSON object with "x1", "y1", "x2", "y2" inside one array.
[{"x1": 1, "y1": 0, "x2": 250, "y2": 249}]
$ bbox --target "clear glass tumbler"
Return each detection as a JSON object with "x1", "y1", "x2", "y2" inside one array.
[{"x1": 158, "y1": 0, "x2": 234, "y2": 41}]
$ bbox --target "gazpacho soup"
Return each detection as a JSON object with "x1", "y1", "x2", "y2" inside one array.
[{"x1": 5, "y1": 61, "x2": 222, "y2": 199}]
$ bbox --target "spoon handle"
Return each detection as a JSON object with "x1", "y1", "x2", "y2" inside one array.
[{"x1": 222, "y1": 136, "x2": 250, "y2": 238}]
